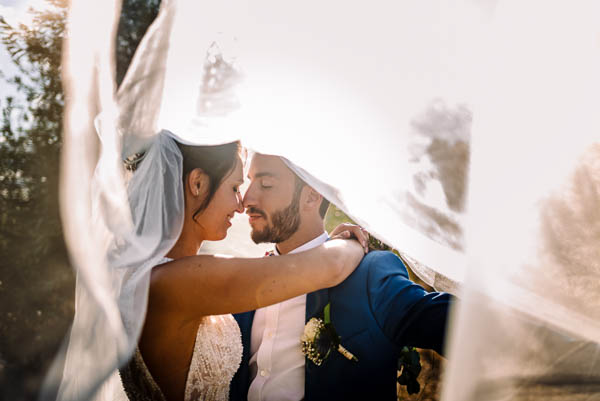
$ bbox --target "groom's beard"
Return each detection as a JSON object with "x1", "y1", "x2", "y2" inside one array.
[{"x1": 249, "y1": 194, "x2": 301, "y2": 245}]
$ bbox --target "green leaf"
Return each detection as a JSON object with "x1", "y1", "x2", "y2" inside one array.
[{"x1": 324, "y1": 302, "x2": 331, "y2": 324}]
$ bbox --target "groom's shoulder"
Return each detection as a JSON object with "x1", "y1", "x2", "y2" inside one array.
[
  {"x1": 336, "y1": 250, "x2": 410, "y2": 295},
  {"x1": 360, "y1": 251, "x2": 406, "y2": 271},
  {"x1": 359, "y1": 250, "x2": 409, "y2": 276}
]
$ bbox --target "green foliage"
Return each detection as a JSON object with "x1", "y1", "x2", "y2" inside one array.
[
  {"x1": 0, "y1": 0, "x2": 66, "y2": 266},
  {"x1": 0, "y1": 5, "x2": 69, "y2": 399},
  {"x1": 115, "y1": 0, "x2": 160, "y2": 86},
  {"x1": 323, "y1": 204, "x2": 355, "y2": 232},
  {"x1": 397, "y1": 346, "x2": 422, "y2": 395},
  {"x1": 0, "y1": 1, "x2": 160, "y2": 399}
]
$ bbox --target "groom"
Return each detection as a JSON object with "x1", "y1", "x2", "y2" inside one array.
[{"x1": 230, "y1": 153, "x2": 454, "y2": 401}]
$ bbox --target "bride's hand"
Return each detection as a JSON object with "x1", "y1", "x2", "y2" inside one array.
[{"x1": 330, "y1": 222, "x2": 369, "y2": 254}]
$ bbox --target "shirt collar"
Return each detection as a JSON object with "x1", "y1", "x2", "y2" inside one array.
[{"x1": 274, "y1": 231, "x2": 329, "y2": 255}]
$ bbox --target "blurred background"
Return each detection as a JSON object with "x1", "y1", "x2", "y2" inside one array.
[
  {"x1": 0, "y1": 1, "x2": 471, "y2": 399},
  {"x1": 0, "y1": 1, "x2": 160, "y2": 398}
]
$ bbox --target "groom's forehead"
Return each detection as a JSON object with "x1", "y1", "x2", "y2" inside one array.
[{"x1": 249, "y1": 154, "x2": 293, "y2": 178}]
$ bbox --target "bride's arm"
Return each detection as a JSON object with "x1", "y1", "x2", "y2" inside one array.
[{"x1": 148, "y1": 238, "x2": 364, "y2": 317}]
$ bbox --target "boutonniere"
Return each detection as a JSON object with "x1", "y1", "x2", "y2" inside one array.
[{"x1": 300, "y1": 303, "x2": 358, "y2": 366}]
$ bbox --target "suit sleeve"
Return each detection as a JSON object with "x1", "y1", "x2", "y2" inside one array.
[{"x1": 365, "y1": 251, "x2": 455, "y2": 356}]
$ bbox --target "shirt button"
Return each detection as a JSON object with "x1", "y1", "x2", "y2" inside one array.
[{"x1": 260, "y1": 370, "x2": 268, "y2": 377}]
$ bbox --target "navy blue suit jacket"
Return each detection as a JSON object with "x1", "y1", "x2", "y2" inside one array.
[{"x1": 230, "y1": 251, "x2": 453, "y2": 401}]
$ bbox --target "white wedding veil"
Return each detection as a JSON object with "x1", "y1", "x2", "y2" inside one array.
[
  {"x1": 43, "y1": 0, "x2": 600, "y2": 400},
  {"x1": 441, "y1": 3, "x2": 600, "y2": 399},
  {"x1": 43, "y1": 1, "x2": 244, "y2": 399}
]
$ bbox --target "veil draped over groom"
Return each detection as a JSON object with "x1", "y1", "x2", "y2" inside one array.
[{"x1": 44, "y1": 0, "x2": 600, "y2": 400}]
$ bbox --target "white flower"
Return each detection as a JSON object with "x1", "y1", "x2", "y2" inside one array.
[
  {"x1": 300, "y1": 315, "x2": 358, "y2": 366},
  {"x1": 301, "y1": 317, "x2": 321, "y2": 342}
]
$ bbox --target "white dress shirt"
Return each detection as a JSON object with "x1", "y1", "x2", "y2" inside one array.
[{"x1": 247, "y1": 232, "x2": 329, "y2": 401}]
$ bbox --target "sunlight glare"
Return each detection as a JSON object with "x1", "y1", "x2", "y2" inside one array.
[{"x1": 0, "y1": 0, "x2": 53, "y2": 28}]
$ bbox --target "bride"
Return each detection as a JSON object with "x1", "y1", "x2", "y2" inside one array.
[
  {"x1": 51, "y1": 2, "x2": 369, "y2": 398},
  {"x1": 114, "y1": 131, "x2": 367, "y2": 401}
]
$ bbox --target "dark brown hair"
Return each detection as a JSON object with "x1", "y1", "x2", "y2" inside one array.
[{"x1": 176, "y1": 141, "x2": 241, "y2": 219}]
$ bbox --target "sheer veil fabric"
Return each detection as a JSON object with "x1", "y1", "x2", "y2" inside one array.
[
  {"x1": 441, "y1": 3, "x2": 600, "y2": 400},
  {"x1": 45, "y1": 0, "x2": 600, "y2": 400}
]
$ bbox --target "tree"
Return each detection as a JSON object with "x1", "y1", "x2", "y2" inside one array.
[
  {"x1": 0, "y1": 1, "x2": 159, "y2": 399},
  {"x1": 115, "y1": 0, "x2": 161, "y2": 87}
]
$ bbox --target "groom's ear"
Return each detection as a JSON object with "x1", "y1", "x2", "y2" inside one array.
[
  {"x1": 302, "y1": 186, "x2": 323, "y2": 213},
  {"x1": 187, "y1": 168, "x2": 210, "y2": 198}
]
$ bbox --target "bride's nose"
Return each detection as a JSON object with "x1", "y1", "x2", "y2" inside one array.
[{"x1": 234, "y1": 191, "x2": 244, "y2": 213}]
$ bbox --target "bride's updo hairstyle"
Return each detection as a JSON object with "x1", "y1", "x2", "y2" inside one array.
[{"x1": 176, "y1": 140, "x2": 241, "y2": 218}]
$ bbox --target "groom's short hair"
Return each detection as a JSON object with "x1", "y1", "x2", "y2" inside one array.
[{"x1": 292, "y1": 174, "x2": 330, "y2": 219}]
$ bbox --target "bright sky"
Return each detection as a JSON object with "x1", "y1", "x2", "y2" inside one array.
[
  {"x1": 0, "y1": 0, "x2": 51, "y2": 26},
  {"x1": 0, "y1": 0, "x2": 51, "y2": 99}
]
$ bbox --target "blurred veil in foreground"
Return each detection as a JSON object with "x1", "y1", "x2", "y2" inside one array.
[{"x1": 42, "y1": 0, "x2": 600, "y2": 400}]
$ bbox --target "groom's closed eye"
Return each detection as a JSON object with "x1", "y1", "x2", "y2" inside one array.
[
  {"x1": 260, "y1": 179, "x2": 273, "y2": 189},
  {"x1": 249, "y1": 175, "x2": 275, "y2": 189}
]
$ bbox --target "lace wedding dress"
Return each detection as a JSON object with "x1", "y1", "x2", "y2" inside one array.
[
  {"x1": 183, "y1": 314, "x2": 243, "y2": 400},
  {"x1": 120, "y1": 259, "x2": 243, "y2": 401}
]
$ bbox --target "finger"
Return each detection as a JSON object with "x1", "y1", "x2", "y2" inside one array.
[
  {"x1": 347, "y1": 225, "x2": 368, "y2": 252},
  {"x1": 348, "y1": 226, "x2": 365, "y2": 246},
  {"x1": 360, "y1": 228, "x2": 370, "y2": 242},
  {"x1": 330, "y1": 224, "x2": 369, "y2": 253},
  {"x1": 331, "y1": 230, "x2": 351, "y2": 240},
  {"x1": 354, "y1": 226, "x2": 367, "y2": 244},
  {"x1": 331, "y1": 223, "x2": 353, "y2": 237},
  {"x1": 358, "y1": 228, "x2": 369, "y2": 253}
]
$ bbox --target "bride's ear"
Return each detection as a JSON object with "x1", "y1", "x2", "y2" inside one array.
[{"x1": 187, "y1": 168, "x2": 210, "y2": 199}]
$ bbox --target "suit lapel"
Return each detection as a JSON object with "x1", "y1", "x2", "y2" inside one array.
[
  {"x1": 231, "y1": 311, "x2": 255, "y2": 400},
  {"x1": 234, "y1": 310, "x2": 255, "y2": 347},
  {"x1": 304, "y1": 289, "x2": 329, "y2": 399},
  {"x1": 305, "y1": 288, "x2": 329, "y2": 322}
]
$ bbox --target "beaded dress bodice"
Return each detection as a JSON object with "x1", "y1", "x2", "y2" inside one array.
[{"x1": 184, "y1": 314, "x2": 243, "y2": 401}]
